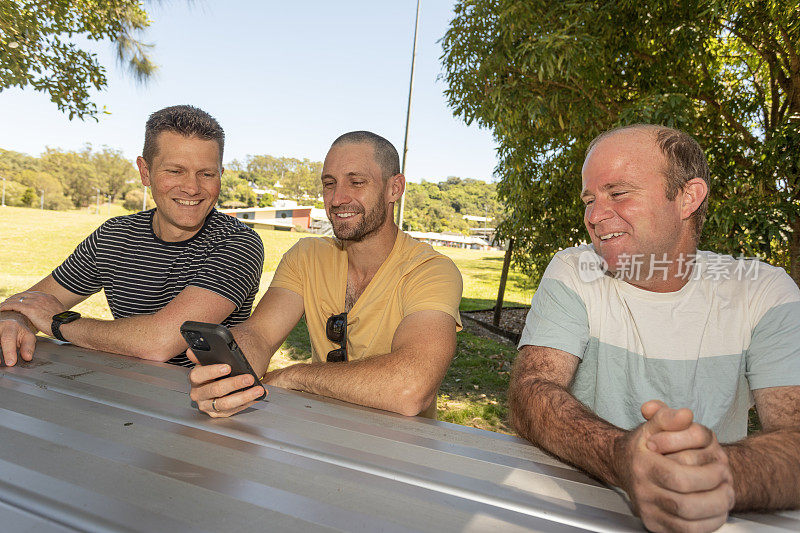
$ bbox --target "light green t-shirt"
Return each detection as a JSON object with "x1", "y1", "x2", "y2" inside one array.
[{"x1": 519, "y1": 245, "x2": 800, "y2": 443}]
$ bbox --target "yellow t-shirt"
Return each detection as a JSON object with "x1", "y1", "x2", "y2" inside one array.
[{"x1": 270, "y1": 230, "x2": 463, "y2": 417}]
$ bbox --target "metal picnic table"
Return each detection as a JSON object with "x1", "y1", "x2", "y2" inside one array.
[{"x1": 1, "y1": 338, "x2": 798, "y2": 532}]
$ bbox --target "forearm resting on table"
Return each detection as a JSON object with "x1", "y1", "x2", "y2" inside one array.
[
  {"x1": 59, "y1": 314, "x2": 187, "y2": 361},
  {"x1": 509, "y1": 375, "x2": 626, "y2": 485},
  {"x1": 273, "y1": 347, "x2": 442, "y2": 417},
  {"x1": 725, "y1": 428, "x2": 800, "y2": 511}
]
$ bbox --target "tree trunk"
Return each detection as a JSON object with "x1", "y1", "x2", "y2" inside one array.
[{"x1": 493, "y1": 238, "x2": 514, "y2": 327}]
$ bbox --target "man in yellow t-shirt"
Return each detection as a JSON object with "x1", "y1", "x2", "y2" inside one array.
[{"x1": 188, "y1": 131, "x2": 462, "y2": 418}]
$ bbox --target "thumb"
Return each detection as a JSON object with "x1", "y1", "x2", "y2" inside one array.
[
  {"x1": 186, "y1": 347, "x2": 199, "y2": 364},
  {"x1": 644, "y1": 404, "x2": 694, "y2": 436},
  {"x1": 641, "y1": 399, "x2": 668, "y2": 421}
]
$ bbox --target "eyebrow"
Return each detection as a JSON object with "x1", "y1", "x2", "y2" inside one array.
[
  {"x1": 581, "y1": 179, "x2": 641, "y2": 198},
  {"x1": 161, "y1": 161, "x2": 219, "y2": 172},
  {"x1": 321, "y1": 171, "x2": 368, "y2": 180}
]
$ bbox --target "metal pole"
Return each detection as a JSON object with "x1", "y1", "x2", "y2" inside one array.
[
  {"x1": 2, "y1": 177, "x2": 5, "y2": 207},
  {"x1": 40, "y1": 189, "x2": 44, "y2": 210},
  {"x1": 395, "y1": 0, "x2": 421, "y2": 229},
  {"x1": 142, "y1": 185, "x2": 148, "y2": 211}
]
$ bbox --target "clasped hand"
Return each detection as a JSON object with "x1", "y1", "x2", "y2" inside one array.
[{"x1": 615, "y1": 400, "x2": 735, "y2": 532}]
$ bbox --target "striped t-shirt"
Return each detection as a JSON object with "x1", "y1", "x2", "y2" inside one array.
[
  {"x1": 52, "y1": 209, "x2": 264, "y2": 367},
  {"x1": 518, "y1": 245, "x2": 800, "y2": 443}
]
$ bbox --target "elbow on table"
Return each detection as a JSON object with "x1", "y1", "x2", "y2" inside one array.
[
  {"x1": 395, "y1": 385, "x2": 436, "y2": 417},
  {"x1": 130, "y1": 334, "x2": 187, "y2": 363}
]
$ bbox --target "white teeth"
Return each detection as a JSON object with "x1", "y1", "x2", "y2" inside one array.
[
  {"x1": 175, "y1": 199, "x2": 200, "y2": 206},
  {"x1": 600, "y1": 232, "x2": 624, "y2": 240},
  {"x1": 336, "y1": 212, "x2": 356, "y2": 218}
]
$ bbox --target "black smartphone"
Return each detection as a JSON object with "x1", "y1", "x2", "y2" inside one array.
[{"x1": 180, "y1": 321, "x2": 266, "y2": 401}]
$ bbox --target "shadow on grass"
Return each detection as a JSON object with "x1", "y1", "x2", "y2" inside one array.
[
  {"x1": 281, "y1": 317, "x2": 312, "y2": 361},
  {"x1": 437, "y1": 330, "x2": 518, "y2": 434},
  {"x1": 461, "y1": 297, "x2": 529, "y2": 312},
  {"x1": 461, "y1": 297, "x2": 498, "y2": 311}
]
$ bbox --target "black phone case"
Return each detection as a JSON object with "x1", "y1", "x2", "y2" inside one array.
[{"x1": 180, "y1": 321, "x2": 267, "y2": 401}]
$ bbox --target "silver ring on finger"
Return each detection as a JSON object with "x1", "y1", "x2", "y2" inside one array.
[{"x1": 211, "y1": 398, "x2": 218, "y2": 412}]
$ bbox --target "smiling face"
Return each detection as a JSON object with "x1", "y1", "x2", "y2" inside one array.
[
  {"x1": 137, "y1": 131, "x2": 222, "y2": 242},
  {"x1": 321, "y1": 142, "x2": 397, "y2": 242},
  {"x1": 581, "y1": 130, "x2": 696, "y2": 286}
]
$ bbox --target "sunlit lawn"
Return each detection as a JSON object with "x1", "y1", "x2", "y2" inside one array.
[
  {"x1": 435, "y1": 246, "x2": 533, "y2": 311},
  {"x1": 1, "y1": 205, "x2": 531, "y2": 433}
]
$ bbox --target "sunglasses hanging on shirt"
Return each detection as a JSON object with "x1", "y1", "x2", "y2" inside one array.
[{"x1": 326, "y1": 312, "x2": 347, "y2": 362}]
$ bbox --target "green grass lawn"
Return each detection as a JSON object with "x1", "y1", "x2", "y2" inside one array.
[
  {"x1": 1, "y1": 205, "x2": 531, "y2": 433},
  {"x1": 435, "y1": 246, "x2": 533, "y2": 311}
]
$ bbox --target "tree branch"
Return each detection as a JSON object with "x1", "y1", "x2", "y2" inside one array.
[{"x1": 696, "y1": 82, "x2": 759, "y2": 146}]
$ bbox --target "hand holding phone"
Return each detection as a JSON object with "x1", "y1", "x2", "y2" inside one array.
[{"x1": 180, "y1": 321, "x2": 267, "y2": 401}]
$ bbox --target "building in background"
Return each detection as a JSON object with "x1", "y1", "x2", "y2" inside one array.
[
  {"x1": 462, "y1": 214, "x2": 497, "y2": 244},
  {"x1": 219, "y1": 199, "x2": 312, "y2": 231},
  {"x1": 407, "y1": 230, "x2": 493, "y2": 250}
]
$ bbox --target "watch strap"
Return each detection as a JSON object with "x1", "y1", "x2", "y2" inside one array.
[{"x1": 51, "y1": 311, "x2": 81, "y2": 342}]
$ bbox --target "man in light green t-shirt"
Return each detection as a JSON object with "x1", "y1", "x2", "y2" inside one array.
[
  {"x1": 510, "y1": 125, "x2": 800, "y2": 531},
  {"x1": 187, "y1": 131, "x2": 462, "y2": 419}
]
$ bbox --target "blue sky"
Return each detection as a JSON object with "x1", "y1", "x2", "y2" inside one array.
[{"x1": 0, "y1": 1, "x2": 498, "y2": 183}]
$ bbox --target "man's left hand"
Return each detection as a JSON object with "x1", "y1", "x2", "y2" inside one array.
[{"x1": 0, "y1": 291, "x2": 66, "y2": 337}]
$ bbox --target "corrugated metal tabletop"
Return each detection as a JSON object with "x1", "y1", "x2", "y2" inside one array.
[{"x1": 1, "y1": 338, "x2": 797, "y2": 532}]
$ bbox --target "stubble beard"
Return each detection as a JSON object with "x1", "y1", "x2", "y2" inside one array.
[{"x1": 332, "y1": 201, "x2": 387, "y2": 242}]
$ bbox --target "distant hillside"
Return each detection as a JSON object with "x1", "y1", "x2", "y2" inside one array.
[{"x1": 402, "y1": 177, "x2": 501, "y2": 235}]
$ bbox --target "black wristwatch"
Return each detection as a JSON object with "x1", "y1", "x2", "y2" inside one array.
[{"x1": 51, "y1": 311, "x2": 81, "y2": 342}]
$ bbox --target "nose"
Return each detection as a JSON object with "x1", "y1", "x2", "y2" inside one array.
[
  {"x1": 585, "y1": 197, "x2": 613, "y2": 227},
  {"x1": 180, "y1": 174, "x2": 201, "y2": 196},
  {"x1": 330, "y1": 183, "x2": 351, "y2": 207}
]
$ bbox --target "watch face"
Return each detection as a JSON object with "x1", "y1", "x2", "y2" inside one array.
[{"x1": 53, "y1": 311, "x2": 81, "y2": 322}]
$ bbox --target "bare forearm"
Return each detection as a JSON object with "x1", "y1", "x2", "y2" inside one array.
[
  {"x1": 274, "y1": 351, "x2": 437, "y2": 416},
  {"x1": 509, "y1": 378, "x2": 626, "y2": 485},
  {"x1": 59, "y1": 316, "x2": 186, "y2": 361},
  {"x1": 725, "y1": 428, "x2": 800, "y2": 512}
]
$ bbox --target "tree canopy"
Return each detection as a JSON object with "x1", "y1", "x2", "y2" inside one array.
[
  {"x1": 0, "y1": 145, "x2": 138, "y2": 209},
  {"x1": 403, "y1": 177, "x2": 502, "y2": 235},
  {"x1": 0, "y1": 144, "x2": 505, "y2": 236},
  {"x1": 441, "y1": 0, "x2": 800, "y2": 285},
  {"x1": 0, "y1": 0, "x2": 156, "y2": 119}
]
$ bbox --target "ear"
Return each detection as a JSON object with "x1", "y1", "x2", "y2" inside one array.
[
  {"x1": 680, "y1": 178, "x2": 708, "y2": 220},
  {"x1": 136, "y1": 156, "x2": 151, "y2": 187},
  {"x1": 386, "y1": 173, "x2": 405, "y2": 203}
]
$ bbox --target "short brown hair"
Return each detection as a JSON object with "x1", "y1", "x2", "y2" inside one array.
[
  {"x1": 142, "y1": 105, "x2": 224, "y2": 168},
  {"x1": 587, "y1": 124, "x2": 710, "y2": 241},
  {"x1": 331, "y1": 131, "x2": 400, "y2": 180}
]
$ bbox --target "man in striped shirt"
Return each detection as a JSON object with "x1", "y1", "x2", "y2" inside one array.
[
  {"x1": 0, "y1": 105, "x2": 264, "y2": 367},
  {"x1": 509, "y1": 125, "x2": 800, "y2": 530}
]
